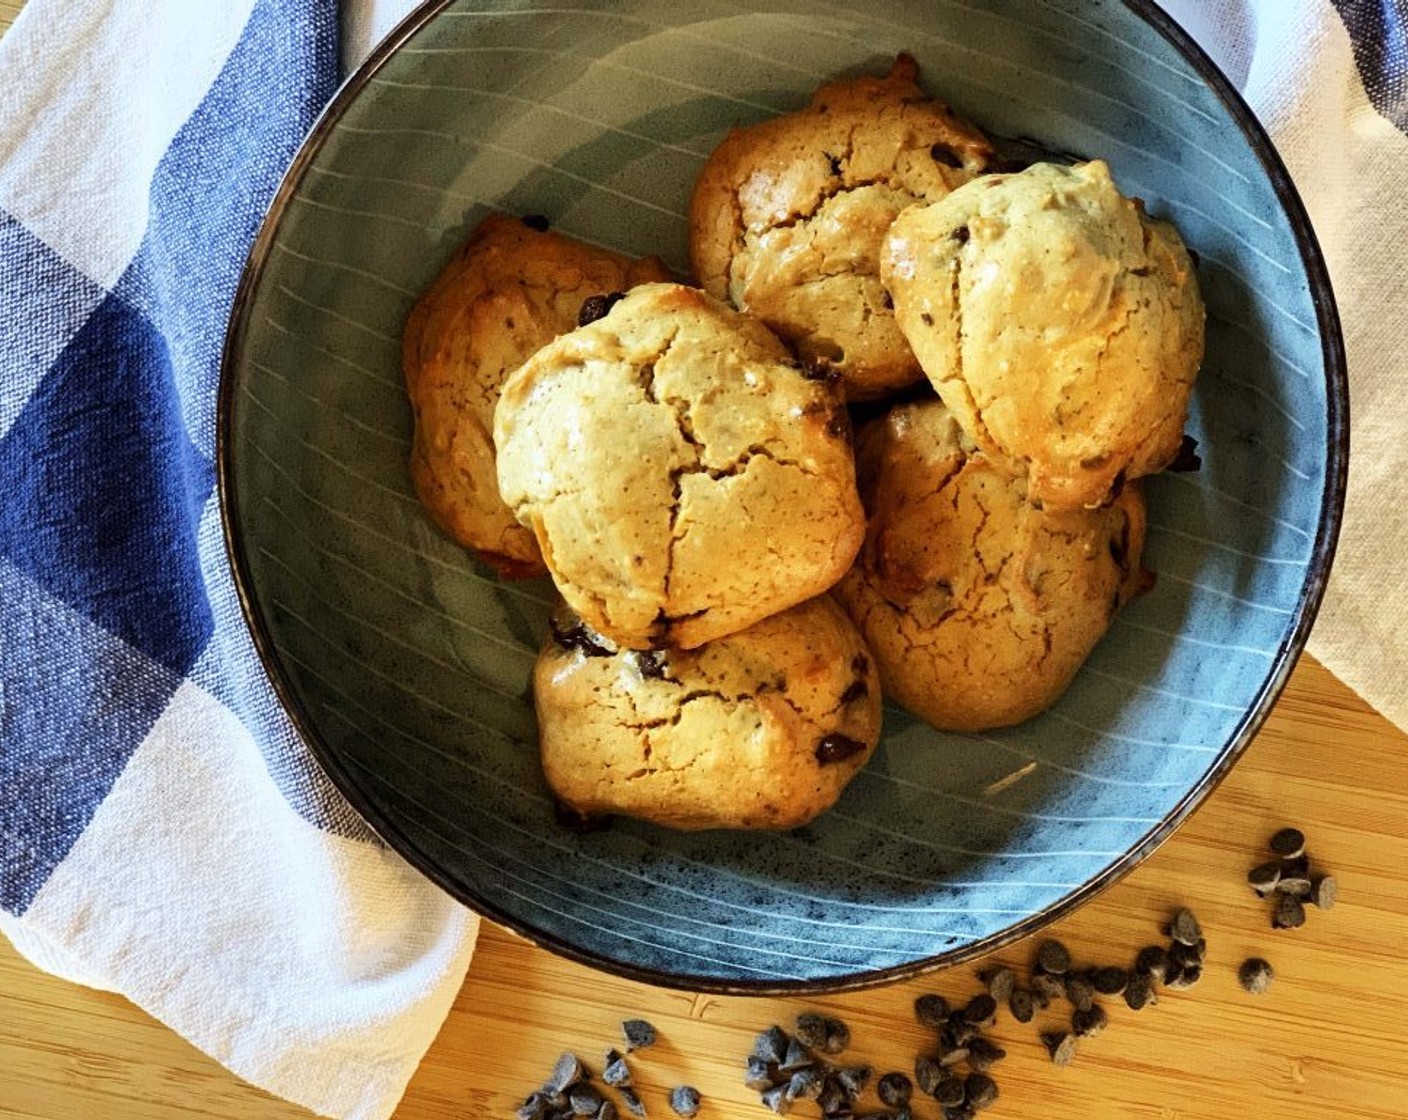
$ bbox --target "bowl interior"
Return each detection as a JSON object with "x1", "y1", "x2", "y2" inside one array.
[{"x1": 222, "y1": 0, "x2": 1342, "y2": 989}]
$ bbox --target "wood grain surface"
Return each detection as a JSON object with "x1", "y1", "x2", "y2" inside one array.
[
  {"x1": 4, "y1": 5, "x2": 1406, "y2": 1119},
  {"x1": 2, "y1": 652, "x2": 1405, "y2": 1120}
]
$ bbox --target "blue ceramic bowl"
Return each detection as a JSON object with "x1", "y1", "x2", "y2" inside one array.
[{"x1": 219, "y1": 0, "x2": 1346, "y2": 991}]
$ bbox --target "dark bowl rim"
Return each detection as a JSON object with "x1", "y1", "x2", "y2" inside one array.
[{"x1": 216, "y1": 0, "x2": 1350, "y2": 995}]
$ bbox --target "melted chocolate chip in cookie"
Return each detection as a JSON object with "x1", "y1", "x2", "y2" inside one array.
[{"x1": 815, "y1": 734, "x2": 868, "y2": 765}]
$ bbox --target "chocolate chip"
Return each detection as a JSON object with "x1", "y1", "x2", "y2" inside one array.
[
  {"x1": 920, "y1": 312, "x2": 935, "y2": 326},
  {"x1": 760, "y1": 1085, "x2": 791, "y2": 1115},
  {"x1": 1031, "y1": 971, "x2": 1064, "y2": 1005},
  {"x1": 1041, "y1": 1031, "x2": 1078, "y2": 1068},
  {"x1": 1238, "y1": 957, "x2": 1275, "y2": 995},
  {"x1": 839, "y1": 679, "x2": 869, "y2": 705},
  {"x1": 914, "y1": 1057, "x2": 943, "y2": 1097},
  {"x1": 518, "y1": 1092, "x2": 549, "y2": 1120},
  {"x1": 1134, "y1": 945, "x2": 1170, "y2": 981},
  {"x1": 603, "y1": 1049, "x2": 631, "y2": 1087},
  {"x1": 1168, "y1": 908, "x2": 1203, "y2": 947},
  {"x1": 666, "y1": 1086, "x2": 701, "y2": 1119},
  {"x1": 979, "y1": 966, "x2": 1016, "y2": 1003},
  {"x1": 1071, "y1": 1004, "x2": 1108, "y2": 1038},
  {"x1": 1123, "y1": 972, "x2": 1156, "y2": 1011},
  {"x1": 547, "y1": 1054, "x2": 585, "y2": 1095},
  {"x1": 1248, "y1": 860, "x2": 1282, "y2": 896},
  {"x1": 1270, "y1": 827, "x2": 1306, "y2": 859},
  {"x1": 520, "y1": 213, "x2": 551, "y2": 231},
  {"x1": 963, "y1": 993, "x2": 997, "y2": 1025},
  {"x1": 753, "y1": 1026, "x2": 789, "y2": 1065},
  {"x1": 823, "y1": 1018, "x2": 852, "y2": 1055},
  {"x1": 1169, "y1": 941, "x2": 1203, "y2": 972},
  {"x1": 550, "y1": 614, "x2": 614, "y2": 657},
  {"x1": 964, "y1": 1073, "x2": 998, "y2": 1111},
  {"x1": 577, "y1": 291, "x2": 626, "y2": 327},
  {"x1": 622, "y1": 1019, "x2": 657, "y2": 1052},
  {"x1": 944, "y1": 1105, "x2": 976, "y2": 1120},
  {"x1": 933, "y1": 1075, "x2": 966, "y2": 1107},
  {"x1": 1036, "y1": 939, "x2": 1071, "y2": 975},
  {"x1": 1273, "y1": 893, "x2": 1306, "y2": 930},
  {"x1": 942, "y1": 1012, "x2": 978, "y2": 1048},
  {"x1": 965, "y1": 1037, "x2": 1006, "y2": 1073},
  {"x1": 950, "y1": 225, "x2": 970, "y2": 243},
  {"x1": 817, "y1": 1076, "x2": 848, "y2": 1115},
  {"x1": 835, "y1": 1066, "x2": 870, "y2": 1097},
  {"x1": 1310, "y1": 874, "x2": 1338, "y2": 910},
  {"x1": 743, "y1": 1056, "x2": 772, "y2": 1091},
  {"x1": 598, "y1": 1102, "x2": 619, "y2": 1120},
  {"x1": 914, "y1": 994, "x2": 949, "y2": 1028},
  {"x1": 1280, "y1": 853, "x2": 1311, "y2": 881},
  {"x1": 815, "y1": 734, "x2": 866, "y2": 765},
  {"x1": 930, "y1": 144, "x2": 963, "y2": 168},
  {"x1": 1008, "y1": 988, "x2": 1035, "y2": 1023},
  {"x1": 1169, "y1": 434, "x2": 1202, "y2": 472},
  {"x1": 630, "y1": 650, "x2": 668, "y2": 680},
  {"x1": 1277, "y1": 876, "x2": 1313, "y2": 898},
  {"x1": 877, "y1": 1072, "x2": 912, "y2": 1106},
  {"x1": 619, "y1": 1087, "x2": 647, "y2": 1118},
  {"x1": 787, "y1": 1068, "x2": 825, "y2": 1102},
  {"x1": 1092, "y1": 966, "x2": 1128, "y2": 995},
  {"x1": 1063, "y1": 973, "x2": 1095, "y2": 1012},
  {"x1": 571, "y1": 1084, "x2": 604, "y2": 1116},
  {"x1": 780, "y1": 1037, "x2": 813, "y2": 1072},
  {"x1": 827, "y1": 152, "x2": 843, "y2": 176},
  {"x1": 1165, "y1": 964, "x2": 1202, "y2": 990},
  {"x1": 937, "y1": 1046, "x2": 969, "y2": 1069},
  {"x1": 882, "y1": 290, "x2": 894, "y2": 310}
]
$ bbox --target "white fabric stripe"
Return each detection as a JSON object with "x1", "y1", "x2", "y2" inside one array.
[
  {"x1": 0, "y1": 0, "x2": 256, "y2": 288},
  {"x1": 21, "y1": 679, "x2": 477, "y2": 1120},
  {"x1": 1161, "y1": 0, "x2": 1408, "y2": 732}
]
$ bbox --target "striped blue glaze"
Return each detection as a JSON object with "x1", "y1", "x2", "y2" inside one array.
[{"x1": 223, "y1": 0, "x2": 1342, "y2": 988}]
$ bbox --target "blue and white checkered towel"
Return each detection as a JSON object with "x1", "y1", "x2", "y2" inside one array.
[{"x1": 0, "y1": 1, "x2": 1403, "y2": 1118}]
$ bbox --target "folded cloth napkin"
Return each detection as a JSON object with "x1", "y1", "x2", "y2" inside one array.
[
  {"x1": 0, "y1": 2, "x2": 1405, "y2": 1120},
  {"x1": 0, "y1": 2, "x2": 474, "y2": 1120}
]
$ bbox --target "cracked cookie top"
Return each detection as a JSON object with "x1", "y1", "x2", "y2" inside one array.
[
  {"x1": 403, "y1": 213, "x2": 670, "y2": 578},
  {"x1": 881, "y1": 160, "x2": 1204, "y2": 510},
  {"x1": 495, "y1": 283, "x2": 865, "y2": 650},
  {"x1": 834, "y1": 399, "x2": 1148, "y2": 732},
  {"x1": 534, "y1": 597, "x2": 882, "y2": 830},
  {"x1": 688, "y1": 53, "x2": 992, "y2": 401}
]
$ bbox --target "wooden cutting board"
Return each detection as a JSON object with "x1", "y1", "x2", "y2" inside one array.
[
  {"x1": 3, "y1": 650, "x2": 1405, "y2": 1120},
  {"x1": 3, "y1": 5, "x2": 1406, "y2": 1119}
]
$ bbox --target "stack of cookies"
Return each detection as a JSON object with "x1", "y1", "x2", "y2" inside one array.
[{"x1": 402, "y1": 55, "x2": 1204, "y2": 832}]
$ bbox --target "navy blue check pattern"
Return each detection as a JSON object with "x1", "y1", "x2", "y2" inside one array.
[{"x1": 0, "y1": 0, "x2": 344, "y2": 916}]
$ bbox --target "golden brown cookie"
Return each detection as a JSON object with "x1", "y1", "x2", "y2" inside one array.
[
  {"x1": 535, "y1": 597, "x2": 882, "y2": 830},
  {"x1": 494, "y1": 283, "x2": 865, "y2": 650},
  {"x1": 403, "y1": 213, "x2": 670, "y2": 578},
  {"x1": 833, "y1": 399, "x2": 1147, "y2": 732},
  {"x1": 689, "y1": 53, "x2": 993, "y2": 400},
  {"x1": 882, "y1": 160, "x2": 1204, "y2": 510}
]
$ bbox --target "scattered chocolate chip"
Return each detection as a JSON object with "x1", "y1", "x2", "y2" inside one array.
[
  {"x1": 963, "y1": 993, "x2": 997, "y2": 1026},
  {"x1": 1063, "y1": 973, "x2": 1095, "y2": 1012},
  {"x1": 550, "y1": 614, "x2": 615, "y2": 657},
  {"x1": 760, "y1": 1085, "x2": 792, "y2": 1115},
  {"x1": 964, "y1": 1037, "x2": 1006, "y2": 1073},
  {"x1": 944, "y1": 1106, "x2": 976, "y2": 1120},
  {"x1": 743, "y1": 1055, "x2": 772, "y2": 1091},
  {"x1": 914, "y1": 1057, "x2": 943, "y2": 1097},
  {"x1": 666, "y1": 1086, "x2": 700, "y2": 1119},
  {"x1": 1248, "y1": 861, "x2": 1282, "y2": 896},
  {"x1": 1008, "y1": 988, "x2": 1035, "y2": 1024},
  {"x1": 823, "y1": 1018, "x2": 852, "y2": 1055},
  {"x1": 937, "y1": 1046, "x2": 969, "y2": 1069},
  {"x1": 619, "y1": 1087, "x2": 648, "y2": 1118},
  {"x1": 914, "y1": 994, "x2": 949, "y2": 1029},
  {"x1": 980, "y1": 966, "x2": 1016, "y2": 1004},
  {"x1": 795, "y1": 1013, "x2": 829, "y2": 1049},
  {"x1": 839, "y1": 679, "x2": 869, "y2": 705},
  {"x1": 1134, "y1": 945, "x2": 1170, "y2": 981},
  {"x1": 1278, "y1": 876, "x2": 1313, "y2": 898},
  {"x1": 1165, "y1": 964, "x2": 1202, "y2": 990},
  {"x1": 1168, "y1": 434, "x2": 1202, "y2": 472},
  {"x1": 598, "y1": 1102, "x2": 619, "y2": 1120},
  {"x1": 1169, "y1": 941, "x2": 1203, "y2": 971},
  {"x1": 817, "y1": 1077, "x2": 848, "y2": 1115},
  {"x1": 942, "y1": 1013, "x2": 978, "y2": 1048},
  {"x1": 1169, "y1": 908, "x2": 1203, "y2": 947},
  {"x1": 949, "y1": 225, "x2": 970, "y2": 243},
  {"x1": 1238, "y1": 957, "x2": 1275, "y2": 995},
  {"x1": 1310, "y1": 874, "x2": 1338, "y2": 910},
  {"x1": 877, "y1": 1072, "x2": 912, "y2": 1106},
  {"x1": 964, "y1": 1073, "x2": 999, "y2": 1111},
  {"x1": 1273, "y1": 893, "x2": 1306, "y2": 930},
  {"x1": 578, "y1": 291, "x2": 627, "y2": 327},
  {"x1": 622, "y1": 1019, "x2": 657, "y2": 1052},
  {"x1": 1280, "y1": 854, "x2": 1311, "y2": 882},
  {"x1": 815, "y1": 734, "x2": 867, "y2": 766},
  {"x1": 1031, "y1": 972, "x2": 1064, "y2": 1005},
  {"x1": 1041, "y1": 1030, "x2": 1078, "y2": 1068},
  {"x1": 1270, "y1": 827, "x2": 1306, "y2": 860},
  {"x1": 835, "y1": 1066, "x2": 870, "y2": 1097},
  {"x1": 920, "y1": 312, "x2": 935, "y2": 326},
  {"x1": 630, "y1": 650, "x2": 668, "y2": 680},
  {"x1": 1091, "y1": 966, "x2": 1128, "y2": 995},
  {"x1": 933, "y1": 1075, "x2": 966, "y2": 1107},
  {"x1": 882, "y1": 290, "x2": 894, "y2": 310},
  {"x1": 753, "y1": 1026, "x2": 789, "y2": 1065},
  {"x1": 930, "y1": 144, "x2": 964, "y2": 168},
  {"x1": 1071, "y1": 1004, "x2": 1108, "y2": 1038},
  {"x1": 1123, "y1": 972, "x2": 1156, "y2": 1011},
  {"x1": 827, "y1": 152, "x2": 843, "y2": 176},
  {"x1": 1037, "y1": 939, "x2": 1071, "y2": 975},
  {"x1": 780, "y1": 1037, "x2": 813, "y2": 1072},
  {"x1": 571, "y1": 1084, "x2": 604, "y2": 1116},
  {"x1": 520, "y1": 213, "x2": 551, "y2": 231},
  {"x1": 518, "y1": 1092, "x2": 549, "y2": 1120},
  {"x1": 547, "y1": 1054, "x2": 585, "y2": 1095},
  {"x1": 787, "y1": 1068, "x2": 825, "y2": 1102}
]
